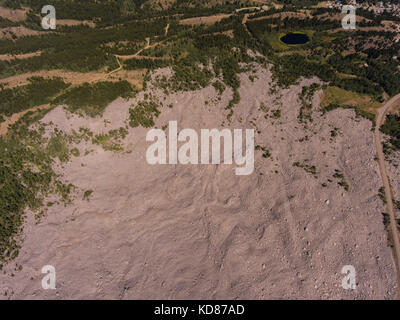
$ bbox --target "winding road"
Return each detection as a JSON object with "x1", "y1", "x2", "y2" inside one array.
[
  {"x1": 107, "y1": 37, "x2": 169, "y2": 76},
  {"x1": 374, "y1": 93, "x2": 400, "y2": 297}
]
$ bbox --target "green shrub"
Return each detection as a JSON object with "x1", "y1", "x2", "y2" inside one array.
[
  {"x1": 380, "y1": 114, "x2": 400, "y2": 151},
  {"x1": 0, "y1": 122, "x2": 73, "y2": 264},
  {"x1": 129, "y1": 100, "x2": 160, "y2": 128}
]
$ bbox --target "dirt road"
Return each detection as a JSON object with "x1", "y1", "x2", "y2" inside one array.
[
  {"x1": 114, "y1": 38, "x2": 161, "y2": 60},
  {"x1": 374, "y1": 93, "x2": 400, "y2": 297}
]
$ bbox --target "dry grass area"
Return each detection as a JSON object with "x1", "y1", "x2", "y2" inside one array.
[
  {"x1": 108, "y1": 68, "x2": 146, "y2": 89},
  {"x1": 0, "y1": 70, "x2": 108, "y2": 88},
  {"x1": 0, "y1": 6, "x2": 27, "y2": 22},
  {"x1": 57, "y1": 19, "x2": 96, "y2": 27},
  {"x1": 276, "y1": 49, "x2": 309, "y2": 56},
  {"x1": 235, "y1": 6, "x2": 262, "y2": 13},
  {"x1": 0, "y1": 68, "x2": 145, "y2": 89},
  {"x1": 180, "y1": 14, "x2": 231, "y2": 25},
  {"x1": 272, "y1": 2, "x2": 283, "y2": 9},
  {"x1": 381, "y1": 20, "x2": 400, "y2": 31},
  {"x1": 212, "y1": 29, "x2": 234, "y2": 38},
  {"x1": 321, "y1": 86, "x2": 382, "y2": 114},
  {"x1": 312, "y1": 1, "x2": 329, "y2": 8},
  {"x1": 0, "y1": 26, "x2": 42, "y2": 39},
  {"x1": 250, "y1": 11, "x2": 308, "y2": 21},
  {"x1": 328, "y1": 25, "x2": 392, "y2": 34},
  {"x1": 0, "y1": 51, "x2": 42, "y2": 61}
]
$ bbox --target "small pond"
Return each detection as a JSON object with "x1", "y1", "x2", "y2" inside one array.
[{"x1": 280, "y1": 33, "x2": 310, "y2": 45}]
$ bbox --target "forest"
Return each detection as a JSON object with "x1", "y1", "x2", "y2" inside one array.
[
  {"x1": 52, "y1": 81, "x2": 134, "y2": 116},
  {"x1": 0, "y1": 77, "x2": 70, "y2": 116}
]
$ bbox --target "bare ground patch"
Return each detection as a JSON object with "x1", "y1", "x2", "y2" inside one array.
[
  {"x1": 0, "y1": 6, "x2": 27, "y2": 22},
  {"x1": 0, "y1": 69, "x2": 145, "y2": 89},
  {"x1": 0, "y1": 65, "x2": 397, "y2": 299},
  {"x1": 0, "y1": 26, "x2": 42, "y2": 39},
  {"x1": 180, "y1": 14, "x2": 232, "y2": 25},
  {"x1": 57, "y1": 19, "x2": 96, "y2": 27},
  {"x1": 0, "y1": 51, "x2": 42, "y2": 61}
]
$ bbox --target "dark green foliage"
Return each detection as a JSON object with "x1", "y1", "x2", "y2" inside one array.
[
  {"x1": 0, "y1": 77, "x2": 70, "y2": 116},
  {"x1": 333, "y1": 169, "x2": 350, "y2": 191},
  {"x1": 212, "y1": 80, "x2": 225, "y2": 95},
  {"x1": 52, "y1": 81, "x2": 133, "y2": 116},
  {"x1": 0, "y1": 16, "x2": 17, "y2": 28},
  {"x1": 247, "y1": 15, "x2": 400, "y2": 97},
  {"x1": 124, "y1": 58, "x2": 171, "y2": 70},
  {"x1": 379, "y1": 187, "x2": 387, "y2": 204},
  {"x1": 171, "y1": 61, "x2": 213, "y2": 91},
  {"x1": 214, "y1": 50, "x2": 241, "y2": 90},
  {"x1": 333, "y1": 77, "x2": 383, "y2": 97},
  {"x1": 25, "y1": 0, "x2": 123, "y2": 22},
  {"x1": 23, "y1": 0, "x2": 241, "y2": 25},
  {"x1": 0, "y1": 119, "x2": 73, "y2": 264},
  {"x1": 92, "y1": 127, "x2": 128, "y2": 151},
  {"x1": 271, "y1": 109, "x2": 281, "y2": 119},
  {"x1": 394, "y1": 199, "x2": 400, "y2": 211},
  {"x1": 382, "y1": 212, "x2": 390, "y2": 228},
  {"x1": 3, "y1": 0, "x2": 23, "y2": 9},
  {"x1": 255, "y1": 145, "x2": 271, "y2": 158},
  {"x1": 4, "y1": 48, "x2": 118, "y2": 75},
  {"x1": 364, "y1": 60, "x2": 400, "y2": 97},
  {"x1": 330, "y1": 127, "x2": 339, "y2": 137},
  {"x1": 83, "y1": 190, "x2": 93, "y2": 201},
  {"x1": 129, "y1": 100, "x2": 160, "y2": 128},
  {"x1": 0, "y1": 17, "x2": 169, "y2": 77},
  {"x1": 298, "y1": 83, "x2": 320, "y2": 124},
  {"x1": 293, "y1": 161, "x2": 317, "y2": 176},
  {"x1": 272, "y1": 54, "x2": 334, "y2": 87}
]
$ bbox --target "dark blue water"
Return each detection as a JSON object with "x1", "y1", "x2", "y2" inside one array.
[{"x1": 280, "y1": 33, "x2": 310, "y2": 45}]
